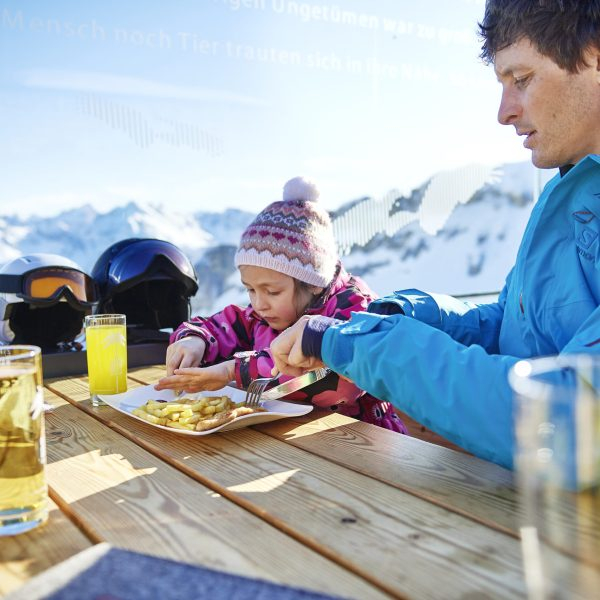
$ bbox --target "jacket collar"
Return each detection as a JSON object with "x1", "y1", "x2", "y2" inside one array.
[
  {"x1": 559, "y1": 164, "x2": 574, "y2": 177},
  {"x1": 304, "y1": 262, "x2": 346, "y2": 315},
  {"x1": 558, "y1": 154, "x2": 600, "y2": 181}
]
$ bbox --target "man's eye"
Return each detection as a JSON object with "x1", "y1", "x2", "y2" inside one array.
[{"x1": 514, "y1": 75, "x2": 530, "y2": 88}]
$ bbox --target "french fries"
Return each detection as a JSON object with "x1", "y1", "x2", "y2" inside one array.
[{"x1": 132, "y1": 395, "x2": 265, "y2": 432}]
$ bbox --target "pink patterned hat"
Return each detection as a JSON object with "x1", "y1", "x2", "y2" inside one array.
[{"x1": 234, "y1": 177, "x2": 338, "y2": 287}]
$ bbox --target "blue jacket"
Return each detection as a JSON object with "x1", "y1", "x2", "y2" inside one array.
[{"x1": 321, "y1": 155, "x2": 600, "y2": 468}]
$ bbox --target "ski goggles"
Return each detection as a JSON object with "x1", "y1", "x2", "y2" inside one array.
[
  {"x1": 0, "y1": 267, "x2": 98, "y2": 306},
  {"x1": 106, "y1": 240, "x2": 198, "y2": 294}
]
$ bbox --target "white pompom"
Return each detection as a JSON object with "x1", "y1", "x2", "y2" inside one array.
[{"x1": 282, "y1": 176, "x2": 320, "y2": 203}]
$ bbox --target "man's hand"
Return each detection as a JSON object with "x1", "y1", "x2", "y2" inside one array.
[
  {"x1": 271, "y1": 316, "x2": 325, "y2": 377},
  {"x1": 165, "y1": 336, "x2": 207, "y2": 376},
  {"x1": 155, "y1": 360, "x2": 235, "y2": 393}
]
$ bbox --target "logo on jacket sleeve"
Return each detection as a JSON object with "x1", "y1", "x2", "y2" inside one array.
[
  {"x1": 578, "y1": 227, "x2": 598, "y2": 250},
  {"x1": 573, "y1": 207, "x2": 598, "y2": 260},
  {"x1": 573, "y1": 209, "x2": 595, "y2": 224}
]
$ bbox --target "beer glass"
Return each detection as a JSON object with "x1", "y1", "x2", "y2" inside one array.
[
  {"x1": 85, "y1": 314, "x2": 127, "y2": 407},
  {"x1": 0, "y1": 345, "x2": 48, "y2": 536},
  {"x1": 509, "y1": 355, "x2": 600, "y2": 599}
]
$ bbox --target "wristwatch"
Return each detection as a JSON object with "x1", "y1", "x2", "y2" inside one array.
[{"x1": 233, "y1": 351, "x2": 257, "y2": 388}]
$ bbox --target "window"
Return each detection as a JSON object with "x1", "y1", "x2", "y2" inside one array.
[{"x1": 0, "y1": 1, "x2": 545, "y2": 312}]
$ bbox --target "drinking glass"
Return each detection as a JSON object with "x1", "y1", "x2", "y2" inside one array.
[
  {"x1": 509, "y1": 354, "x2": 600, "y2": 599},
  {"x1": 0, "y1": 345, "x2": 48, "y2": 536},
  {"x1": 85, "y1": 314, "x2": 127, "y2": 407}
]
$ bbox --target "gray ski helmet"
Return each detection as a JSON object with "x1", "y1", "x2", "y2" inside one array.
[
  {"x1": 0, "y1": 253, "x2": 97, "y2": 347},
  {"x1": 91, "y1": 238, "x2": 198, "y2": 331}
]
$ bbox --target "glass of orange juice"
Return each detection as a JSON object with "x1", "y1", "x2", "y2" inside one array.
[
  {"x1": 85, "y1": 314, "x2": 127, "y2": 407},
  {"x1": 0, "y1": 345, "x2": 48, "y2": 536}
]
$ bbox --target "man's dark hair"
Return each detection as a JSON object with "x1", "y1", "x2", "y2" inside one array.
[{"x1": 479, "y1": 0, "x2": 600, "y2": 72}]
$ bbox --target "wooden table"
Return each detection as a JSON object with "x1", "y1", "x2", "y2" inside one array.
[{"x1": 1, "y1": 366, "x2": 597, "y2": 599}]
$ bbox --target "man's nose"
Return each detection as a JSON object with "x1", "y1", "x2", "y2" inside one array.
[{"x1": 497, "y1": 87, "x2": 521, "y2": 126}]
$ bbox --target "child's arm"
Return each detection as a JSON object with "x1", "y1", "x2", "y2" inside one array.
[
  {"x1": 169, "y1": 304, "x2": 256, "y2": 366},
  {"x1": 155, "y1": 360, "x2": 236, "y2": 393}
]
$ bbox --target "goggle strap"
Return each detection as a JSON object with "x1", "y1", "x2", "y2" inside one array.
[{"x1": 0, "y1": 274, "x2": 24, "y2": 293}]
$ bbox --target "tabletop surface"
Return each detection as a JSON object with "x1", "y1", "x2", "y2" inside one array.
[{"x1": 1, "y1": 365, "x2": 597, "y2": 599}]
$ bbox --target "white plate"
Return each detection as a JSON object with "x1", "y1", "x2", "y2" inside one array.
[{"x1": 98, "y1": 384, "x2": 313, "y2": 436}]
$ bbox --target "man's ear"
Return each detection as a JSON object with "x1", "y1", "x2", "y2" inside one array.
[{"x1": 587, "y1": 45, "x2": 600, "y2": 80}]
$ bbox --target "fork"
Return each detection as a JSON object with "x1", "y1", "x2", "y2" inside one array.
[
  {"x1": 244, "y1": 375, "x2": 278, "y2": 408},
  {"x1": 244, "y1": 367, "x2": 330, "y2": 408}
]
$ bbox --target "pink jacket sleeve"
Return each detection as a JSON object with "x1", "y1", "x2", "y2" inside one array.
[{"x1": 170, "y1": 304, "x2": 255, "y2": 365}]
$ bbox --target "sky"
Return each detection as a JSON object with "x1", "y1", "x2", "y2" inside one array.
[{"x1": 0, "y1": 0, "x2": 531, "y2": 218}]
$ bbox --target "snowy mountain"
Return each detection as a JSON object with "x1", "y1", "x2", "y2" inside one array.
[
  {"x1": 341, "y1": 162, "x2": 544, "y2": 298},
  {"x1": 0, "y1": 202, "x2": 253, "y2": 269},
  {"x1": 0, "y1": 161, "x2": 555, "y2": 315}
]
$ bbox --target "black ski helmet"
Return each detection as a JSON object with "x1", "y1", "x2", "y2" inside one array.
[{"x1": 91, "y1": 238, "x2": 198, "y2": 335}]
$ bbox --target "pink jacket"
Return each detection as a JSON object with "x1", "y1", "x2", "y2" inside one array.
[{"x1": 171, "y1": 264, "x2": 375, "y2": 408}]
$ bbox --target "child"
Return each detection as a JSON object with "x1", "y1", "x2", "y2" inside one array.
[{"x1": 155, "y1": 176, "x2": 406, "y2": 433}]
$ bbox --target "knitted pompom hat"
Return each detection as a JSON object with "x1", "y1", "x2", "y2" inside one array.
[{"x1": 234, "y1": 177, "x2": 338, "y2": 288}]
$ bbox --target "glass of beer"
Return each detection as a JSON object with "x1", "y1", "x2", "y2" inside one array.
[
  {"x1": 0, "y1": 345, "x2": 48, "y2": 536},
  {"x1": 85, "y1": 314, "x2": 127, "y2": 407}
]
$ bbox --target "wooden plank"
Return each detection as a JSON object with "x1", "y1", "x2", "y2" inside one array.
[
  {"x1": 0, "y1": 498, "x2": 92, "y2": 598},
  {"x1": 80, "y1": 373, "x2": 599, "y2": 579},
  {"x1": 128, "y1": 365, "x2": 165, "y2": 384},
  {"x1": 46, "y1": 378, "x2": 532, "y2": 600},
  {"x1": 254, "y1": 413, "x2": 520, "y2": 535},
  {"x1": 40, "y1": 374, "x2": 530, "y2": 539},
  {"x1": 47, "y1": 372, "x2": 598, "y2": 598},
  {"x1": 393, "y1": 409, "x2": 470, "y2": 453},
  {"x1": 40, "y1": 387, "x2": 388, "y2": 600},
  {"x1": 44, "y1": 373, "x2": 145, "y2": 402}
]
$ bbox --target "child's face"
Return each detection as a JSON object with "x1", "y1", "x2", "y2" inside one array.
[{"x1": 239, "y1": 265, "x2": 316, "y2": 331}]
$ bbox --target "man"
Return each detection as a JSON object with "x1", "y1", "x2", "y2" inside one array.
[{"x1": 270, "y1": 0, "x2": 600, "y2": 469}]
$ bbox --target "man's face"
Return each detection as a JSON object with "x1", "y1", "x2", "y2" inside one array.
[{"x1": 495, "y1": 38, "x2": 600, "y2": 168}]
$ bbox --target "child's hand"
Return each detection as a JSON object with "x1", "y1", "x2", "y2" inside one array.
[
  {"x1": 166, "y1": 336, "x2": 207, "y2": 376},
  {"x1": 155, "y1": 360, "x2": 235, "y2": 393}
]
